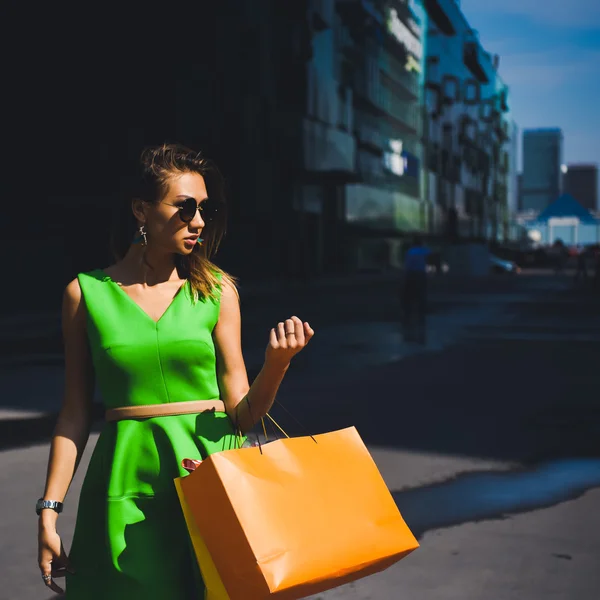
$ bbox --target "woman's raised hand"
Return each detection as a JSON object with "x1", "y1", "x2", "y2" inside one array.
[{"x1": 265, "y1": 316, "x2": 314, "y2": 369}]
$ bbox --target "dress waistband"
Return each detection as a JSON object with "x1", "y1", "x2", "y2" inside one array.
[{"x1": 105, "y1": 400, "x2": 226, "y2": 422}]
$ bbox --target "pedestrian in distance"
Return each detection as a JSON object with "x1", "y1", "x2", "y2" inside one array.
[
  {"x1": 401, "y1": 236, "x2": 430, "y2": 344},
  {"x1": 573, "y1": 245, "x2": 589, "y2": 287},
  {"x1": 36, "y1": 143, "x2": 315, "y2": 598}
]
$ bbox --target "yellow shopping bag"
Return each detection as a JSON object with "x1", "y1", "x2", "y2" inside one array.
[{"x1": 175, "y1": 474, "x2": 230, "y2": 600}]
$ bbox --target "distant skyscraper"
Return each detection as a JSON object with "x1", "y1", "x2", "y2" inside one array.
[
  {"x1": 563, "y1": 164, "x2": 598, "y2": 211},
  {"x1": 507, "y1": 121, "x2": 519, "y2": 214},
  {"x1": 521, "y1": 128, "x2": 563, "y2": 212}
]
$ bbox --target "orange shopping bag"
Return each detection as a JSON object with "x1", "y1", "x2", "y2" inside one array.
[{"x1": 176, "y1": 426, "x2": 419, "y2": 600}]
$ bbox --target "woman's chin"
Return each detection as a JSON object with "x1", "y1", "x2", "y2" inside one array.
[{"x1": 177, "y1": 244, "x2": 198, "y2": 256}]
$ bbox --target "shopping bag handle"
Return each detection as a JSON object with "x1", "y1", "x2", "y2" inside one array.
[
  {"x1": 235, "y1": 397, "x2": 317, "y2": 453},
  {"x1": 271, "y1": 398, "x2": 317, "y2": 443}
]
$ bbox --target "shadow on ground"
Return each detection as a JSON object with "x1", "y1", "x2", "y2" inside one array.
[
  {"x1": 392, "y1": 458, "x2": 600, "y2": 540},
  {"x1": 272, "y1": 334, "x2": 600, "y2": 462}
]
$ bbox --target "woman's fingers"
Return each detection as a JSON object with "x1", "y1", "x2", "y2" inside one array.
[
  {"x1": 290, "y1": 316, "x2": 304, "y2": 344},
  {"x1": 39, "y1": 535, "x2": 71, "y2": 594},
  {"x1": 277, "y1": 322, "x2": 287, "y2": 348},
  {"x1": 303, "y1": 321, "x2": 315, "y2": 340},
  {"x1": 284, "y1": 319, "x2": 298, "y2": 348},
  {"x1": 267, "y1": 317, "x2": 314, "y2": 362},
  {"x1": 40, "y1": 561, "x2": 64, "y2": 595},
  {"x1": 269, "y1": 327, "x2": 278, "y2": 348}
]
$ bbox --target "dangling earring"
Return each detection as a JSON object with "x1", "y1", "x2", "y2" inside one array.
[
  {"x1": 133, "y1": 225, "x2": 147, "y2": 246},
  {"x1": 197, "y1": 238, "x2": 204, "y2": 247}
]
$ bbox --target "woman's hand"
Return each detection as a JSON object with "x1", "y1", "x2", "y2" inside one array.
[
  {"x1": 265, "y1": 316, "x2": 315, "y2": 370},
  {"x1": 38, "y1": 522, "x2": 72, "y2": 595}
]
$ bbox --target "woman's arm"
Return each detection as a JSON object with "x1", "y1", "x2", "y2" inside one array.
[
  {"x1": 39, "y1": 278, "x2": 95, "y2": 529},
  {"x1": 38, "y1": 278, "x2": 96, "y2": 592},
  {"x1": 213, "y1": 282, "x2": 314, "y2": 434}
]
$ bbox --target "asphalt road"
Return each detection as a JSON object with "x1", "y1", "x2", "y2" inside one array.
[{"x1": 1, "y1": 271, "x2": 599, "y2": 600}]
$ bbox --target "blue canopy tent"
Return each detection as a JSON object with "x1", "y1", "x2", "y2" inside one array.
[{"x1": 526, "y1": 194, "x2": 600, "y2": 245}]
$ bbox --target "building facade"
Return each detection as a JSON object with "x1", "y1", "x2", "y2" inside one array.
[
  {"x1": 422, "y1": 0, "x2": 513, "y2": 243},
  {"x1": 521, "y1": 128, "x2": 563, "y2": 213},
  {"x1": 196, "y1": 0, "x2": 430, "y2": 277},
  {"x1": 563, "y1": 164, "x2": 598, "y2": 212},
  {"x1": 328, "y1": 0, "x2": 428, "y2": 270},
  {"x1": 207, "y1": 0, "x2": 430, "y2": 277}
]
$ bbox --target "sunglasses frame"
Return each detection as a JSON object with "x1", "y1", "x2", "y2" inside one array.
[{"x1": 163, "y1": 197, "x2": 220, "y2": 224}]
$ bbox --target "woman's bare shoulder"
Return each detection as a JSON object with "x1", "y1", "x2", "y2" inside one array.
[
  {"x1": 63, "y1": 265, "x2": 111, "y2": 311},
  {"x1": 64, "y1": 277, "x2": 82, "y2": 303}
]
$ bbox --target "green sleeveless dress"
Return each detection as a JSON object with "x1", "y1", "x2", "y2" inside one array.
[{"x1": 66, "y1": 270, "x2": 241, "y2": 599}]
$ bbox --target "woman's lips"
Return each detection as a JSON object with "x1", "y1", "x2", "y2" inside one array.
[{"x1": 184, "y1": 238, "x2": 198, "y2": 247}]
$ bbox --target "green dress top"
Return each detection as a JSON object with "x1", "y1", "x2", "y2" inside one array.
[{"x1": 66, "y1": 269, "x2": 240, "y2": 599}]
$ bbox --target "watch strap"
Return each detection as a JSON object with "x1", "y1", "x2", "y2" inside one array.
[{"x1": 36, "y1": 499, "x2": 63, "y2": 515}]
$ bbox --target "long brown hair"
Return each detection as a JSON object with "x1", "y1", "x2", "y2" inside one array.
[{"x1": 111, "y1": 143, "x2": 236, "y2": 300}]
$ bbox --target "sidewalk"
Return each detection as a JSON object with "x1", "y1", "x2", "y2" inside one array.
[
  {"x1": 4, "y1": 271, "x2": 600, "y2": 600},
  {"x1": 5, "y1": 287, "x2": 600, "y2": 600}
]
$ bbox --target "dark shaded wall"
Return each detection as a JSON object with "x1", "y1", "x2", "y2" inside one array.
[{"x1": 4, "y1": 2, "x2": 311, "y2": 313}]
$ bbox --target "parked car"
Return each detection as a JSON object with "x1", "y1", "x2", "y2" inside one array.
[{"x1": 490, "y1": 254, "x2": 521, "y2": 274}]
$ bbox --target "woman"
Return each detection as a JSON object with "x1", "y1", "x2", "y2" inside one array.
[{"x1": 37, "y1": 143, "x2": 314, "y2": 598}]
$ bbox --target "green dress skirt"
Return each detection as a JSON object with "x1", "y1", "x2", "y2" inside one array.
[{"x1": 66, "y1": 270, "x2": 241, "y2": 599}]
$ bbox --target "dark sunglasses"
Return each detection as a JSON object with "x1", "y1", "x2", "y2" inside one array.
[{"x1": 164, "y1": 197, "x2": 221, "y2": 224}]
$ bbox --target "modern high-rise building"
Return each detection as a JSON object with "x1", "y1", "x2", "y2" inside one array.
[
  {"x1": 521, "y1": 128, "x2": 563, "y2": 212},
  {"x1": 563, "y1": 164, "x2": 598, "y2": 211},
  {"x1": 423, "y1": 0, "x2": 513, "y2": 242}
]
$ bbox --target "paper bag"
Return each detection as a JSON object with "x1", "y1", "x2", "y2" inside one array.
[{"x1": 176, "y1": 426, "x2": 418, "y2": 599}]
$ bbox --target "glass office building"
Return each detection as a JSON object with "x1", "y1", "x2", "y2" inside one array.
[
  {"x1": 521, "y1": 128, "x2": 563, "y2": 213},
  {"x1": 563, "y1": 164, "x2": 598, "y2": 212}
]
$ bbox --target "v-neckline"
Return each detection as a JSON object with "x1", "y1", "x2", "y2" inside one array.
[{"x1": 99, "y1": 270, "x2": 188, "y2": 326}]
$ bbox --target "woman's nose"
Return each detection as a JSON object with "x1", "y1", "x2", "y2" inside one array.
[{"x1": 189, "y1": 208, "x2": 204, "y2": 228}]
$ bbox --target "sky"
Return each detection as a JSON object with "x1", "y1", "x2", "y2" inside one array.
[{"x1": 459, "y1": 0, "x2": 600, "y2": 171}]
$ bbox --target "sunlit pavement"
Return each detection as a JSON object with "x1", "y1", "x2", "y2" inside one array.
[{"x1": 2, "y1": 271, "x2": 600, "y2": 599}]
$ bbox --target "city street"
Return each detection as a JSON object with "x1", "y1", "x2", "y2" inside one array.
[
  {"x1": 3, "y1": 0, "x2": 599, "y2": 598},
  {"x1": 1, "y1": 271, "x2": 599, "y2": 599}
]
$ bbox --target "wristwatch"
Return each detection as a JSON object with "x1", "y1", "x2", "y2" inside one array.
[{"x1": 36, "y1": 498, "x2": 64, "y2": 516}]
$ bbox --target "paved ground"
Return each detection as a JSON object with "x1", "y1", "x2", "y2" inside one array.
[{"x1": 1, "y1": 270, "x2": 599, "y2": 599}]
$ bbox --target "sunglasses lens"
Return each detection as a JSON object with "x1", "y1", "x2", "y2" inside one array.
[{"x1": 180, "y1": 198, "x2": 197, "y2": 223}]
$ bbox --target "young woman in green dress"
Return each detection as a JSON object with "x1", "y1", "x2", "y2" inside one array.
[{"x1": 37, "y1": 143, "x2": 314, "y2": 598}]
